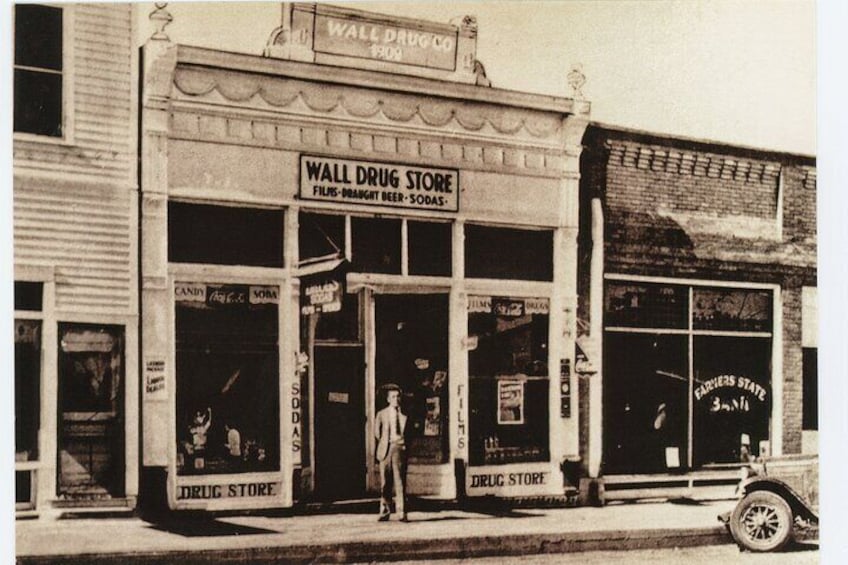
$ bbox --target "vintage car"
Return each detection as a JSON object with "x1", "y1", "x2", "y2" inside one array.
[{"x1": 720, "y1": 454, "x2": 819, "y2": 552}]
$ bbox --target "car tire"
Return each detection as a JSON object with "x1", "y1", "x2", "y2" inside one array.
[{"x1": 729, "y1": 490, "x2": 794, "y2": 552}]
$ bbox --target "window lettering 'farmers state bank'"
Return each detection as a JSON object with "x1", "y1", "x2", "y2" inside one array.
[{"x1": 300, "y1": 156, "x2": 459, "y2": 212}]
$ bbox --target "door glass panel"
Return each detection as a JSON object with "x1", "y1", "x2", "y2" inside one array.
[
  {"x1": 58, "y1": 324, "x2": 125, "y2": 498},
  {"x1": 376, "y1": 294, "x2": 449, "y2": 464}
]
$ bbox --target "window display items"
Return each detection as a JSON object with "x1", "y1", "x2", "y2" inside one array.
[{"x1": 175, "y1": 283, "x2": 280, "y2": 476}]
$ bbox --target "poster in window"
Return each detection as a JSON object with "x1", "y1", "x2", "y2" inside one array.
[
  {"x1": 424, "y1": 396, "x2": 441, "y2": 436},
  {"x1": 498, "y1": 380, "x2": 524, "y2": 425}
]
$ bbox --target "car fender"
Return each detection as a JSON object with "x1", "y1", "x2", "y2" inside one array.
[{"x1": 740, "y1": 477, "x2": 818, "y2": 522}]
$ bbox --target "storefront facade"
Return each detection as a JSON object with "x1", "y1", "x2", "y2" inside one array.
[
  {"x1": 13, "y1": 4, "x2": 139, "y2": 515},
  {"x1": 139, "y1": 3, "x2": 589, "y2": 510},
  {"x1": 577, "y1": 125, "x2": 817, "y2": 496}
]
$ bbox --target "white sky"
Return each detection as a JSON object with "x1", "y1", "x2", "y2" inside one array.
[{"x1": 138, "y1": 0, "x2": 817, "y2": 155}]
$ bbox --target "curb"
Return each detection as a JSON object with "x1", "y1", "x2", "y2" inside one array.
[{"x1": 16, "y1": 526, "x2": 731, "y2": 564}]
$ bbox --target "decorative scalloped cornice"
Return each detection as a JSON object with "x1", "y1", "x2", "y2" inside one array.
[{"x1": 173, "y1": 66, "x2": 564, "y2": 139}]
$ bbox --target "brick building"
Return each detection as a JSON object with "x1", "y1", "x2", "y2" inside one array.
[{"x1": 577, "y1": 124, "x2": 817, "y2": 502}]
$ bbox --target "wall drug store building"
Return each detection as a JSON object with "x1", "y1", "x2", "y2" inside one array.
[{"x1": 139, "y1": 3, "x2": 590, "y2": 511}]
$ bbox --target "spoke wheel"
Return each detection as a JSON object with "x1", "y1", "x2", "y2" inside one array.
[{"x1": 729, "y1": 490, "x2": 794, "y2": 552}]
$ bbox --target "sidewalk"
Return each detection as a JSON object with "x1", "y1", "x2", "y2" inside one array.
[{"x1": 15, "y1": 499, "x2": 738, "y2": 564}]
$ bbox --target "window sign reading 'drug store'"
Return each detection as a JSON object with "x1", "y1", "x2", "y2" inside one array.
[{"x1": 300, "y1": 155, "x2": 459, "y2": 213}]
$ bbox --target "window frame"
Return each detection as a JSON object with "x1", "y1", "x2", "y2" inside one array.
[
  {"x1": 602, "y1": 274, "x2": 779, "y2": 469},
  {"x1": 13, "y1": 3, "x2": 74, "y2": 144},
  {"x1": 13, "y1": 268, "x2": 53, "y2": 513}
]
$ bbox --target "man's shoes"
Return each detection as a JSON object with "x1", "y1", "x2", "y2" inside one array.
[
  {"x1": 399, "y1": 513, "x2": 409, "y2": 522},
  {"x1": 378, "y1": 513, "x2": 390, "y2": 522}
]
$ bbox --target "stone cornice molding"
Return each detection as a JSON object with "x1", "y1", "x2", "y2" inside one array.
[
  {"x1": 173, "y1": 64, "x2": 570, "y2": 142},
  {"x1": 176, "y1": 44, "x2": 586, "y2": 114}
]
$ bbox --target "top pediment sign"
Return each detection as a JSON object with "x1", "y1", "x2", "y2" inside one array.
[{"x1": 265, "y1": 3, "x2": 481, "y2": 84}]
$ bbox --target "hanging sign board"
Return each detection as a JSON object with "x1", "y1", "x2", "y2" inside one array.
[
  {"x1": 313, "y1": 10, "x2": 458, "y2": 70},
  {"x1": 300, "y1": 263, "x2": 347, "y2": 315},
  {"x1": 300, "y1": 155, "x2": 459, "y2": 213}
]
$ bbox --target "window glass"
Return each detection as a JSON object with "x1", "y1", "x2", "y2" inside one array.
[
  {"x1": 14, "y1": 5, "x2": 63, "y2": 137},
  {"x1": 175, "y1": 283, "x2": 280, "y2": 476},
  {"x1": 169, "y1": 202, "x2": 284, "y2": 267},
  {"x1": 15, "y1": 5, "x2": 63, "y2": 70},
  {"x1": 692, "y1": 288, "x2": 772, "y2": 332},
  {"x1": 57, "y1": 324, "x2": 125, "y2": 497},
  {"x1": 692, "y1": 336, "x2": 771, "y2": 465},
  {"x1": 350, "y1": 216, "x2": 401, "y2": 274},
  {"x1": 299, "y1": 212, "x2": 345, "y2": 263},
  {"x1": 16, "y1": 471, "x2": 33, "y2": 506},
  {"x1": 376, "y1": 295, "x2": 449, "y2": 464},
  {"x1": 464, "y1": 225, "x2": 553, "y2": 281},
  {"x1": 605, "y1": 282, "x2": 688, "y2": 329},
  {"x1": 468, "y1": 296, "x2": 550, "y2": 465},
  {"x1": 14, "y1": 281, "x2": 43, "y2": 311},
  {"x1": 803, "y1": 348, "x2": 818, "y2": 431},
  {"x1": 15, "y1": 320, "x2": 41, "y2": 461},
  {"x1": 603, "y1": 333, "x2": 688, "y2": 474},
  {"x1": 408, "y1": 221, "x2": 451, "y2": 277}
]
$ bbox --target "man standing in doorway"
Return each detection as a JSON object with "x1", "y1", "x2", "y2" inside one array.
[{"x1": 375, "y1": 383, "x2": 408, "y2": 522}]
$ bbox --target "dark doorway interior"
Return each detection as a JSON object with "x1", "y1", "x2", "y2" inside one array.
[
  {"x1": 375, "y1": 294, "x2": 450, "y2": 465},
  {"x1": 313, "y1": 345, "x2": 366, "y2": 500}
]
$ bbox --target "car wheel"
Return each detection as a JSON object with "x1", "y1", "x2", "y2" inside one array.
[{"x1": 729, "y1": 490, "x2": 794, "y2": 552}]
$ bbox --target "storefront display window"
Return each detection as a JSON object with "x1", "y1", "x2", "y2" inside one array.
[
  {"x1": 58, "y1": 323, "x2": 125, "y2": 497},
  {"x1": 464, "y1": 225, "x2": 553, "y2": 281},
  {"x1": 603, "y1": 280, "x2": 773, "y2": 474},
  {"x1": 468, "y1": 296, "x2": 550, "y2": 466},
  {"x1": 168, "y1": 201, "x2": 284, "y2": 267},
  {"x1": 603, "y1": 333, "x2": 688, "y2": 474},
  {"x1": 693, "y1": 336, "x2": 771, "y2": 465},
  {"x1": 175, "y1": 282, "x2": 280, "y2": 476}
]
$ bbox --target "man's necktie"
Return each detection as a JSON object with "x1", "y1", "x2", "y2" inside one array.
[{"x1": 394, "y1": 407, "x2": 401, "y2": 439}]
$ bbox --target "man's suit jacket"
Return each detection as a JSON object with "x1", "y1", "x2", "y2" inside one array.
[{"x1": 375, "y1": 405, "x2": 408, "y2": 462}]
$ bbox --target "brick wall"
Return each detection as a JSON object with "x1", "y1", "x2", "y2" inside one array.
[
  {"x1": 578, "y1": 124, "x2": 817, "y2": 460},
  {"x1": 605, "y1": 141, "x2": 779, "y2": 221},
  {"x1": 781, "y1": 282, "x2": 804, "y2": 454}
]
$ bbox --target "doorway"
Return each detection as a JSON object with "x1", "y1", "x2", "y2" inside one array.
[
  {"x1": 313, "y1": 344, "x2": 366, "y2": 500},
  {"x1": 57, "y1": 324, "x2": 125, "y2": 499},
  {"x1": 375, "y1": 294, "x2": 450, "y2": 466}
]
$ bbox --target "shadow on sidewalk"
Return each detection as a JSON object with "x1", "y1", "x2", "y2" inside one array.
[{"x1": 148, "y1": 518, "x2": 278, "y2": 537}]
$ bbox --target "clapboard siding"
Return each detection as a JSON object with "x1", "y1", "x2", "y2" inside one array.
[
  {"x1": 13, "y1": 4, "x2": 135, "y2": 183},
  {"x1": 14, "y1": 183, "x2": 133, "y2": 313},
  {"x1": 13, "y1": 4, "x2": 135, "y2": 315}
]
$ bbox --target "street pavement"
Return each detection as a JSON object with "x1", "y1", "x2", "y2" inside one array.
[
  {"x1": 15, "y1": 499, "x2": 743, "y2": 564},
  {"x1": 372, "y1": 542, "x2": 820, "y2": 565}
]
